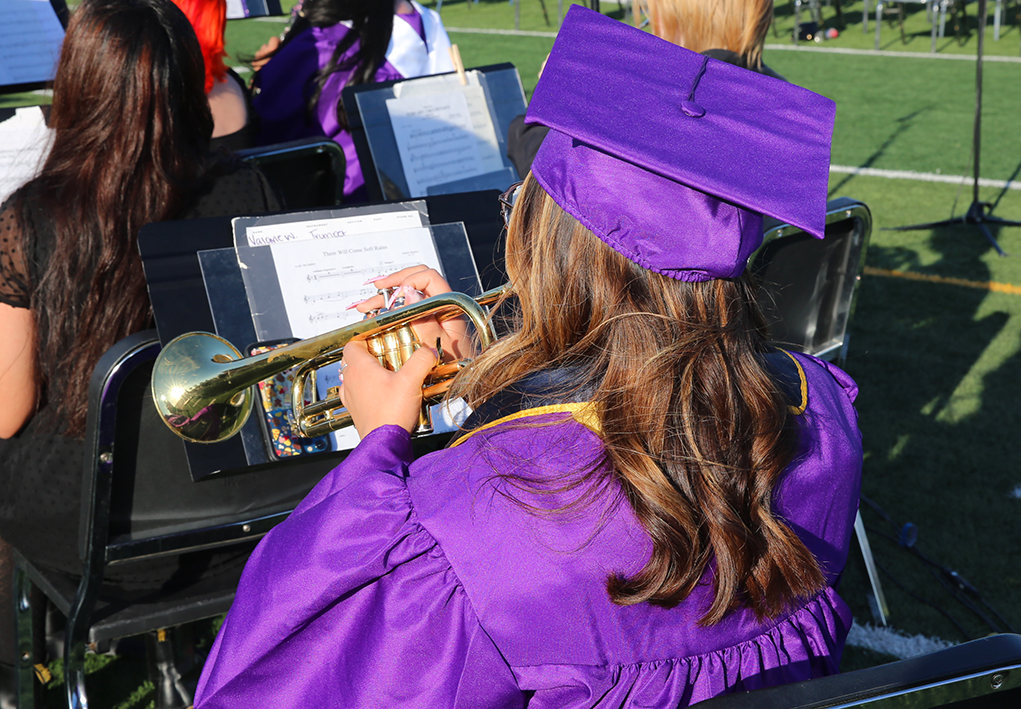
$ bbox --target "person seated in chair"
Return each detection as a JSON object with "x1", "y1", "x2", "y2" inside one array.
[
  {"x1": 171, "y1": 0, "x2": 258, "y2": 151},
  {"x1": 194, "y1": 8, "x2": 862, "y2": 707},
  {"x1": 0, "y1": 0, "x2": 284, "y2": 687},
  {"x1": 249, "y1": 0, "x2": 455, "y2": 202}
]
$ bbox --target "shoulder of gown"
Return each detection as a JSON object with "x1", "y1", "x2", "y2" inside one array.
[
  {"x1": 194, "y1": 425, "x2": 522, "y2": 709},
  {"x1": 404, "y1": 396, "x2": 858, "y2": 706}
]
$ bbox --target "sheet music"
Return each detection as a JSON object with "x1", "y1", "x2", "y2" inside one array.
[
  {"x1": 0, "y1": 0, "x2": 64, "y2": 87},
  {"x1": 242, "y1": 209, "x2": 423, "y2": 246},
  {"x1": 0, "y1": 106, "x2": 52, "y2": 204},
  {"x1": 387, "y1": 90, "x2": 489, "y2": 198},
  {"x1": 392, "y1": 71, "x2": 503, "y2": 179},
  {"x1": 263, "y1": 226, "x2": 442, "y2": 339}
]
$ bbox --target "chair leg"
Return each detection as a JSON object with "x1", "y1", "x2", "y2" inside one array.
[
  {"x1": 12, "y1": 568, "x2": 45, "y2": 709},
  {"x1": 855, "y1": 510, "x2": 890, "y2": 627},
  {"x1": 145, "y1": 629, "x2": 192, "y2": 709}
]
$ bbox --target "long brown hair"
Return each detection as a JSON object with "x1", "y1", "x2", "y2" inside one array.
[
  {"x1": 453, "y1": 177, "x2": 825, "y2": 624},
  {"x1": 17, "y1": 0, "x2": 213, "y2": 437},
  {"x1": 634, "y1": 0, "x2": 773, "y2": 69}
]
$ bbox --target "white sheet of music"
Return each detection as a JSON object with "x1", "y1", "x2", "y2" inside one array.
[
  {"x1": 0, "y1": 0, "x2": 64, "y2": 87},
  {"x1": 391, "y1": 70, "x2": 504, "y2": 181},
  {"x1": 269, "y1": 226, "x2": 442, "y2": 339},
  {"x1": 387, "y1": 90, "x2": 489, "y2": 198},
  {"x1": 0, "y1": 106, "x2": 52, "y2": 204}
]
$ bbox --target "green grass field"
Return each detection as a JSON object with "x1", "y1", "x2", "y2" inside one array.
[{"x1": 7, "y1": 1, "x2": 1021, "y2": 705}]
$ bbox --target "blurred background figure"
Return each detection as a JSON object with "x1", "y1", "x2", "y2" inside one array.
[
  {"x1": 509, "y1": 0, "x2": 782, "y2": 177},
  {"x1": 250, "y1": 0, "x2": 454, "y2": 202},
  {"x1": 0, "y1": 0, "x2": 281, "y2": 697},
  {"x1": 171, "y1": 0, "x2": 257, "y2": 150},
  {"x1": 634, "y1": 0, "x2": 781, "y2": 76}
]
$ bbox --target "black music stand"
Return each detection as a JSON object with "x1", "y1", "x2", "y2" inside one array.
[{"x1": 885, "y1": 0, "x2": 1021, "y2": 256}]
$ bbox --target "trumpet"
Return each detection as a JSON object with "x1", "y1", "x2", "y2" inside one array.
[{"x1": 151, "y1": 284, "x2": 511, "y2": 444}]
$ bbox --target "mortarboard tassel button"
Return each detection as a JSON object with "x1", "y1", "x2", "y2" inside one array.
[{"x1": 681, "y1": 101, "x2": 705, "y2": 118}]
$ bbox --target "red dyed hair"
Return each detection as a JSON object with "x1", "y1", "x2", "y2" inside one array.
[{"x1": 171, "y1": 0, "x2": 228, "y2": 92}]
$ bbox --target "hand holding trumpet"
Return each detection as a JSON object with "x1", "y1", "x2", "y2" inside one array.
[{"x1": 339, "y1": 266, "x2": 473, "y2": 437}]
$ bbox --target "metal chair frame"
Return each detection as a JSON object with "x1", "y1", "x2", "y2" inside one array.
[
  {"x1": 12, "y1": 331, "x2": 296, "y2": 709},
  {"x1": 695, "y1": 633, "x2": 1021, "y2": 708}
]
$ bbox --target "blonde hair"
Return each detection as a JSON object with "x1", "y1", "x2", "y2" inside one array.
[{"x1": 634, "y1": 0, "x2": 773, "y2": 69}]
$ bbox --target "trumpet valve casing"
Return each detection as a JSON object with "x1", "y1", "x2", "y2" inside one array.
[{"x1": 364, "y1": 323, "x2": 433, "y2": 434}]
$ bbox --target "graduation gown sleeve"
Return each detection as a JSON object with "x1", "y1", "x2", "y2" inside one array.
[{"x1": 193, "y1": 425, "x2": 523, "y2": 709}]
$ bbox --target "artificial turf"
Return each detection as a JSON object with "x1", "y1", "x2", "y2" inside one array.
[{"x1": 8, "y1": 1, "x2": 1021, "y2": 704}]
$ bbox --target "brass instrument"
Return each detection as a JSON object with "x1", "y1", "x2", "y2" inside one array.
[{"x1": 152, "y1": 284, "x2": 511, "y2": 444}]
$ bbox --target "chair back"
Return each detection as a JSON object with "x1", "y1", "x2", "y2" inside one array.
[
  {"x1": 237, "y1": 137, "x2": 346, "y2": 209},
  {"x1": 695, "y1": 633, "x2": 1021, "y2": 708},
  {"x1": 79, "y1": 330, "x2": 329, "y2": 571},
  {"x1": 751, "y1": 197, "x2": 871, "y2": 362}
]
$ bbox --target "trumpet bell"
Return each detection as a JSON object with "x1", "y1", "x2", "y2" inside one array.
[{"x1": 151, "y1": 333, "x2": 253, "y2": 443}]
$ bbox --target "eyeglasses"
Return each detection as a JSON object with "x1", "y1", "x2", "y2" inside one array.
[{"x1": 499, "y1": 180, "x2": 524, "y2": 227}]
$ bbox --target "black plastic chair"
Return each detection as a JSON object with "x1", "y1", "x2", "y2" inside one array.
[
  {"x1": 695, "y1": 633, "x2": 1021, "y2": 708},
  {"x1": 753, "y1": 197, "x2": 872, "y2": 367},
  {"x1": 751, "y1": 198, "x2": 888, "y2": 627},
  {"x1": 237, "y1": 137, "x2": 346, "y2": 210},
  {"x1": 12, "y1": 330, "x2": 333, "y2": 708}
]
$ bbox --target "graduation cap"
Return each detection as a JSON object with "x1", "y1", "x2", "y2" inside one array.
[{"x1": 525, "y1": 6, "x2": 836, "y2": 282}]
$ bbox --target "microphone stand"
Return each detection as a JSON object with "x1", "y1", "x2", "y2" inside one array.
[{"x1": 885, "y1": 0, "x2": 1021, "y2": 256}]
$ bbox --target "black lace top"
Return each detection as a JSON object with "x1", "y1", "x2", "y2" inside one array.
[{"x1": 0, "y1": 160, "x2": 280, "y2": 583}]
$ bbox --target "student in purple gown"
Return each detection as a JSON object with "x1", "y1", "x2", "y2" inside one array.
[
  {"x1": 194, "y1": 8, "x2": 861, "y2": 708},
  {"x1": 251, "y1": 0, "x2": 454, "y2": 201}
]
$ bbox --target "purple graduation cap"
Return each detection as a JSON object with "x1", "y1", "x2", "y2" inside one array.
[{"x1": 525, "y1": 6, "x2": 836, "y2": 282}]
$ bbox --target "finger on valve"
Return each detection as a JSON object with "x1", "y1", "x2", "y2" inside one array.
[
  {"x1": 338, "y1": 341, "x2": 438, "y2": 436},
  {"x1": 351, "y1": 266, "x2": 452, "y2": 314},
  {"x1": 347, "y1": 268, "x2": 470, "y2": 360}
]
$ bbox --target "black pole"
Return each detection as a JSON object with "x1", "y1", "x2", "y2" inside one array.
[
  {"x1": 885, "y1": 0, "x2": 1021, "y2": 256},
  {"x1": 974, "y1": 0, "x2": 985, "y2": 206}
]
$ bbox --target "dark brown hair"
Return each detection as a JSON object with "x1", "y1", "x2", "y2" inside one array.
[
  {"x1": 19, "y1": 0, "x2": 213, "y2": 437},
  {"x1": 453, "y1": 176, "x2": 825, "y2": 624}
]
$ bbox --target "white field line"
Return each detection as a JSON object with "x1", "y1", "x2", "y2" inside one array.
[
  {"x1": 765, "y1": 43, "x2": 1021, "y2": 63},
  {"x1": 444, "y1": 27, "x2": 1021, "y2": 62},
  {"x1": 446, "y1": 26, "x2": 558, "y2": 37},
  {"x1": 830, "y1": 165, "x2": 1021, "y2": 191},
  {"x1": 252, "y1": 16, "x2": 289, "y2": 22},
  {"x1": 847, "y1": 621, "x2": 953, "y2": 659}
]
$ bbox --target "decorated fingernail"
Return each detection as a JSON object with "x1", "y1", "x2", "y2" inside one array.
[
  {"x1": 363, "y1": 275, "x2": 387, "y2": 285},
  {"x1": 384, "y1": 288, "x2": 400, "y2": 310},
  {"x1": 345, "y1": 298, "x2": 369, "y2": 310}
]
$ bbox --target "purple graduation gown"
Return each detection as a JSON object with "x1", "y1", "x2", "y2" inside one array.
[
  {"x1": 195, "y1": 352, "x2": 862, "y2": 708},
  {"x1": 253, "y1": 3, "x2": 453, "y2": 201}
]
